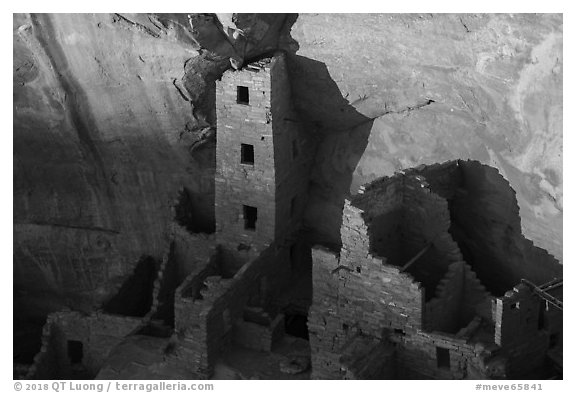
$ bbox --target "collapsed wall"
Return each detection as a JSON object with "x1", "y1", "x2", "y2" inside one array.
[
  {"x1": 413, "y1": 160, "x2": 562, "y2": 296},
  {"x1": 308, "y1": 160, "x2": 562, "y2": 380}
]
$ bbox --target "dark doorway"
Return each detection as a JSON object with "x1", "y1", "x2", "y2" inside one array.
[
  {"x1": 285, "y1": 313, "x2": 309, "y2": 340},
  {"x1": 436, "y1": 347, "x2": 450, "y2": 369},
  {"x1": 67, "y1": 340, "x2": 83, "y2": 364}
]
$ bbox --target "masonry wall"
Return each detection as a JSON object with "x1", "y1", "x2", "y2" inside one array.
[
  {"x1": 24, "y1": 319, "x2": 68, "y2": 379},
  {"x1": 395, "y1": 330, "x2": 488, "y2": 379},
  {"x1": 424, "y1": 262, "x2": 465, "y2": 333},
  {"x1": 174, "y1": 243, "x2": 291, "y2": 377},
  {"x1": 400, "y1": 175, "x2": 464, "y2": 298},
  {"x1": 232, "y1": 313, "x2": 285, "y2": 352},
  {"x1": 308, "y1": 245, "x2": 423, "y2": 379},
  {"x1": 46, "y1": 311, "x2": 144, "y2": 377},
  {"x1": 215, "y1": 60, "x2": 276, "y2": 268},
  {"x1": 423, "y1": 261, "x2": 493, "y2": 334},
  {"x1": 493, "y1": 284, "x2": 550, "y2": 378},
  {"x1": 171, "y1": 222, "x2": 215, "y2": 278},
  {"x1": 146, "y1": 240, "x2": 178, "y2": 326},
  {"x1": 461, "y1": 263, "x2": 494, "y2": 323},
  {"x1": 270, "y1": 53, "x2": 316, "y2": 243}
]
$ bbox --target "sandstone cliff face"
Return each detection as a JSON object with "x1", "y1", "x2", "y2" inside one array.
[
  {"x1": 13, "y1": 13, "x2": 562, "y2": 320},
  {"x1": 291, "y1": 14, "x2": 562, "y2": 259}
]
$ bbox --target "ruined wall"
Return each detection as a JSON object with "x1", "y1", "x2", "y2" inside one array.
[
  {"x1": 308, "y1": 245, "x2": 423, "y2": 379},
  {"x1": 461, "y1": 263, "x2": 493, "y2": 323},
  {"x1": 147, "y1": 240, "x2": 178, "y2": 326},
  {"x1": 424, "y1": 262, "x2": 465, "y2": 333},
  {"x1": 339, "y1": 336, "x2": 396, "y2": 379},
  {"x1": 171, "y1": 223, "x2": 216, "y2": 278},
  {"x1": 493, "y1": 284, "x2": 550, "y2": 378},
  {"x1": 232, "y1": 313, "x2": 285, "y2": 352},
  {"x1": 400, "y1": 175, "x2": 464, "y2": 297},
  {"x1": 24, "y1": 319, "x2": 69, "y2": 379},
  {"x1": 174, "y1": 243, "x2": 291, "y2": 377},
  {"x1": 395, "y1": 330, "x2": 487, "y2": 379},
  {"x1": 451, "y1": 161, "x2": 561, "y2": 295},
  {"x1": 46, "y1": 311, "x2": 144, "y2": 377}
]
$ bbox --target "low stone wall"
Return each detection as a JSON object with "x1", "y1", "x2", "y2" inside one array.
[
  {"x1": 24, "y1": 317, "x2": 67, "y2": 379},
  {"x1": 396, "y1": 330, "x2": 488, "y2": 379},
  {"x1": 27, "y1": 310, "x2": 144, "y2": 379},
  {"x1": 494, "y1": 284, "x2": 550, "y2": 378},
  {"x1": 174, "y1": 242, "x2": 291, "y2": 377}
]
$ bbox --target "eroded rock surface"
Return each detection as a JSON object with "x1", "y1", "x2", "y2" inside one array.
[{"x1": 290, "y1": 14, "x2": 562, "y2": 260}]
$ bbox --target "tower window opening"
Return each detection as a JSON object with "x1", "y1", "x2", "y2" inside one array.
[
  {"x1": 237, "y1": 86, "x2": 249, "y2": 105},
  {"x1": 241, "y1": 144, "x2": 255, "y2": 165},
  {"x1": 243, "y1": 205, "x2": 257, "y2": 230}
]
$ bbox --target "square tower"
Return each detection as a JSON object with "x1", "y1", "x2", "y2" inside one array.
[{"x1": 215, "y1": 52, "x2": 312, "y2": 269}]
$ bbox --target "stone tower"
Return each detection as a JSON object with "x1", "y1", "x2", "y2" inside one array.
[{"x1": 214, "y1": 52, "x2": 311, "y2": 271}]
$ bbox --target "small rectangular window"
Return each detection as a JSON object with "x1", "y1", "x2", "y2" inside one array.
[
  {"x1": 241, "y1": 144, "x2": 254, "y2": 165},
  {"x1": 237, "y1": 86, "x2": 249, "y2": 105},
  {"x1": 436, "y1": 347, "x2": 450, "y2": 369},
  {"x1": 292, "y1": 140, "x2": 299, "y2": 159},
  {"x1": 290, "y1": 196, "x2": 296, "y2": 218},
  {"x1": 243, "y1": 205, "x2": 257, "y2": 230}
]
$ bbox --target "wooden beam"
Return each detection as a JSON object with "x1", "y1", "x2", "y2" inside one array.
[
  {"x1": 521, "y1": 279, "x2": 563, "y2": 311},
  {"x1": 400, "y1": 243, "x2": 432, "y2": 272}
]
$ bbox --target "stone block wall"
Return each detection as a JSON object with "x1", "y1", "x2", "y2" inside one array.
[
  {"x1": 347, "y1": 173, "x2": 464, "y2": 298},
  {"x1": 308, "y1": 245, "x2": 423, "y2": 379},
  {"x1": 493, "y1": 283, "x2": 550, "y2": 377},
  {"x1": 339, "y1": 335, "x2": 396, "y2": 379},
  {"x1": 494, "y1": 285, "x2": 542, "y2": 348},
  {"x1": 146, "y1": 239, "x2": 178, "y2": 326},
  {"x1": 232, "y1": 313, "x2": 285, "y2": 352},
  {"x1": 395, "y1": 330, "x2": 486, "y2": 379},
  {"x1": 400, "y1": 175, "x2": 464, "y2": 297},
  {"x1": 24, "y1": 318, "x2": 68, "y2": 379},
  {"x1": 215, "y1": 58, "x2": 276, "y2": 264},
  {"x1": 42, "y1": 311, "x2": 144, "y2": 377},
  {"x1": 214, "y1": 53, "x2": 315, "y2": 271},
  {"x1": 171, "y1": 222, "x2": 216, "y2": 278},
  {"x1": 174, "y1": 242, "x2": 291, "y2": 377},
  {"x1": 424, "y1": 262, "x2": 465, "y2": 333},
  {"x1": 461, "y1": 263, "x2": 494, "y2": 323}
]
